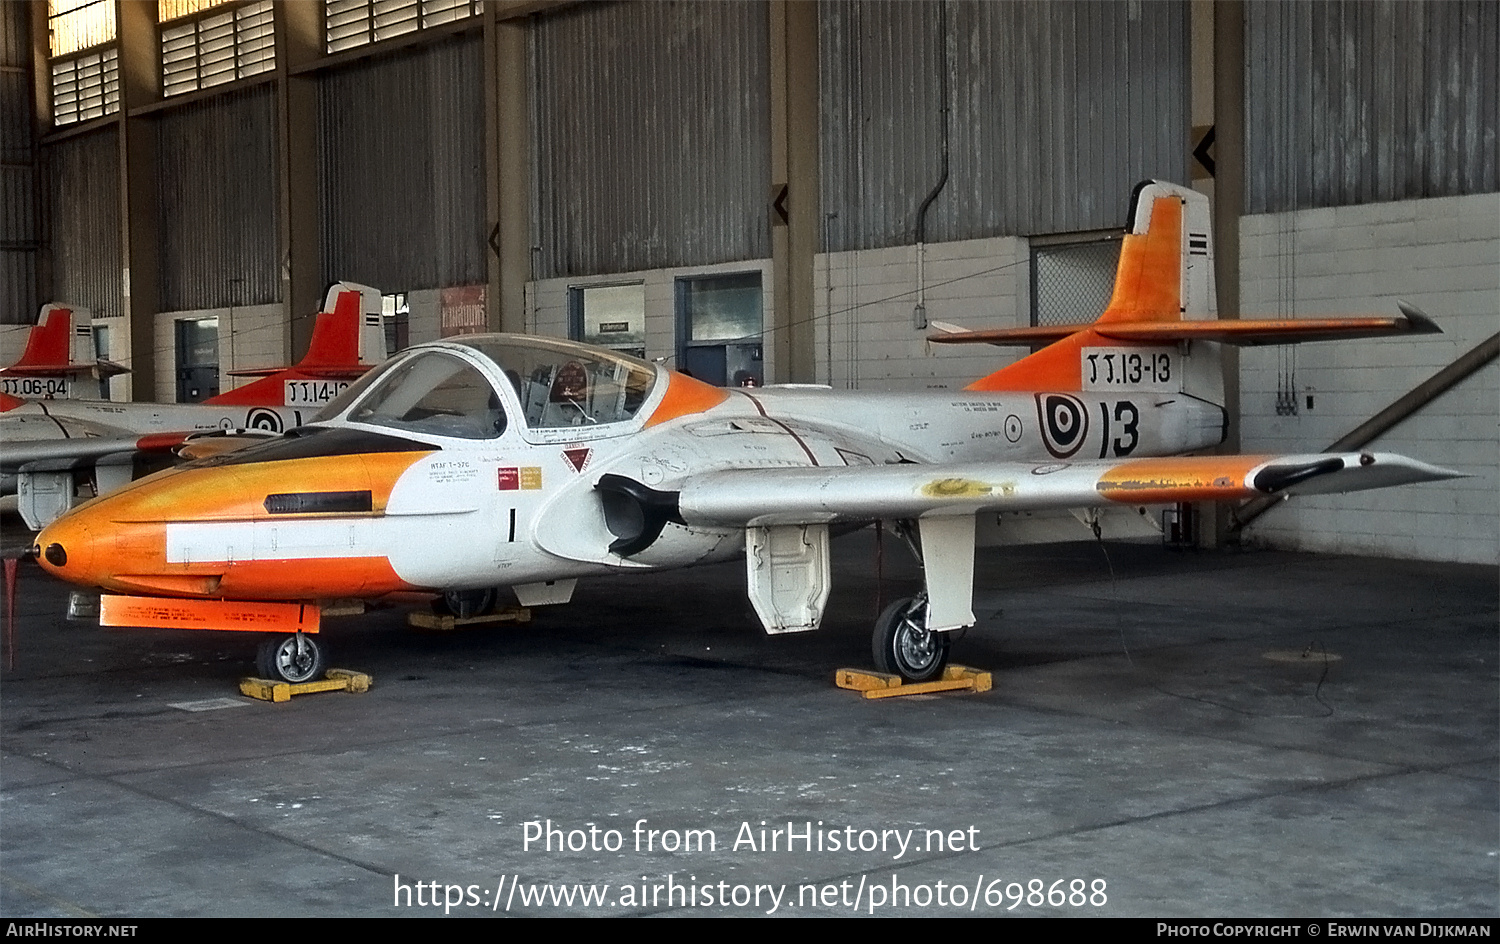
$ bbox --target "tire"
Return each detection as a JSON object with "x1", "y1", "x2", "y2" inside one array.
[
  {"x1": 872, "y1": 596, "x2": 950, "y2": 683},
  {"x1": 436, "y1": 588, "x2": 497, "y2": 620},
  {"x1": 256, "y1": 634, "x2": 327, "y2": 684}
]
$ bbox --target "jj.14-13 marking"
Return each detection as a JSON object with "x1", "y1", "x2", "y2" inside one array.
[{"x1": 284, "y1": 379, "x2": 351, "y2": 406}]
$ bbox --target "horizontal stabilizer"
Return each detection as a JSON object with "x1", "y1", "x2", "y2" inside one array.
[
  {"x1": 933, "y1": 302, "x2": 1442, "y2": 348},
  {"x1": 0, "y1": 304, "x2": 129, "y2": 382}
]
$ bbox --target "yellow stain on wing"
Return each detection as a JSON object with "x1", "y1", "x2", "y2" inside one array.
[{"x1": 921, "y1": 478, "x2": 994, "y2": 498}]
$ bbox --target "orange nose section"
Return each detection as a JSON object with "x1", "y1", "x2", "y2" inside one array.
[
  {"x1": 33, "y1": 446, "x2": 432, "y2": 599},
  {"x1": 34, "y1": 512, "x2": 97, "y2": 587}
]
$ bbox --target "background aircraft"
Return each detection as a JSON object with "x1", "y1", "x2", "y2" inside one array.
[
  {"x1": 30, "y1": 182, "x2": 1460, "y2": 684},
  {"x1": 2, "y1": 283, "x2": 386, "y2": 529},
  {"x1": 0, "y1": 303, "x2": 129, "y2": 402}
]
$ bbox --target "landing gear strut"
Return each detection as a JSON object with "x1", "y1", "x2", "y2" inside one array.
[
  {"x1": 872, "y1": 593, "x2": 950, "y2": 683},
  {"x1": 256, "y1": 632, "x2": 327, "y2": 684}
]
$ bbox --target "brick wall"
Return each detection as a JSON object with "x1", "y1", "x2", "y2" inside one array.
[
  {"x1": 528, "y1": 259, "x2": 776, "y2": 376},
  {"x1": 525, "y1": 240, "x2": 1027, "y2": 391},
  {"x1": 1238, "y1": 192, "x2": 1499, "y2": 564},
  {"x1": 816, "y1": 237, "x2": 1027, "y2": 391},
  {"x1": 153, "y1": 303, "x2": 284, "y2": 401}
]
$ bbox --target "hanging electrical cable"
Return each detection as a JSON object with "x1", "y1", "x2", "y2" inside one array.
[{"x1": 912, "y1": 0, "x2": 951, "y2": 331}]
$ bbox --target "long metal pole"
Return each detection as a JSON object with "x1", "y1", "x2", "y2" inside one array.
[{"x1": 1231, "y1": 331, "x2": 1500, "y2": 532}]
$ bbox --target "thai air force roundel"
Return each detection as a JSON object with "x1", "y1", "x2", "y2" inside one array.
[{"x1": 1036, "y1": 393, "x2": 1088, "y2": 459}]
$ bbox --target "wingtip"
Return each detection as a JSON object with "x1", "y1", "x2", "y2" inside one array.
[{"x1": 1395, "y1": 301, "x2": 1443, "y2": 335}]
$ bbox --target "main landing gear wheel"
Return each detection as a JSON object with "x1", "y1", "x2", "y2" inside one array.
[
  {"x1": 437, "y1": 587, "x2": 497, "y2": 620},
  {"x1": 872, "y1": 595, "x2": 950, "y2": 683},
  {"x1": 256, "y1": 633, "x2": 327, "y2": 684}
]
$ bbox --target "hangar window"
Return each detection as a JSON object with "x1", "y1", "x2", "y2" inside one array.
[
  {"x1": 676, "y1": 273, "x2": 763, "y2": 388},
  {"x1": 382, "y1": 292, "x2": 409, "y2": 357},
  {"x1": 48, "y1": 0, "x2": 119, "y2": 126},
  {"x1": 569, "y1": 283, "x2": 646, "y2": 359},
  {"x1": 325, "y1": 0, "x2": 483, "y2": 54},
  {"x1": 159, "y1": 0, "x2": 276, "y2": 97},
  {"x1": 175, "y1": 317, "x2": 220, "y2": 403},
  {"x1": 1030, "y1": 234, "x2": 1122, "y2": 328}
]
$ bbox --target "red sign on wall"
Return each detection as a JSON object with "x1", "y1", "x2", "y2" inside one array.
[{"x1": 440, "y1": 285, "x2": 487, "y2": 338}]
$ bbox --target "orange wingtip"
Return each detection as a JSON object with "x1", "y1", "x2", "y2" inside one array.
[{"x1": 1096, "y1": 455, "x2": 1268, "y2": 504}]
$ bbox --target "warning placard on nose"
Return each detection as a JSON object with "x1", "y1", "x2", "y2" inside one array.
[{"x1": 499, "y1": 467, "x2": 543, "y2": 491}]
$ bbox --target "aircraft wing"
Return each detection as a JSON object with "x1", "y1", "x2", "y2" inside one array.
[
  {"x1": 2, "y1": 430, "x2": 189, "y2": 471},
  {"x1": 666, "y1": 452, "x2": 1462, "y2": 528}
]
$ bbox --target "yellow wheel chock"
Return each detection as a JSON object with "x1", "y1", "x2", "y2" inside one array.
[
  {"x1": 836, "y1": 664, "x2": 991, "y2": 699},
  {"x1": 240, "y1": 668, "x2": 372, "y2": 703},
  {"x1": 406, "y1": 607, "x2": 532, "y2": 632}
]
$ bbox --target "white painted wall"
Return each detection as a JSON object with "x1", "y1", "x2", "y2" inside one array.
[
  {"x1": 1238, "y1": 192, "x2": 1499, "y2": 564},
  {"x1": 153, "y1": 303, "x2": 283, "y2": 402},
  {"x1": 815, "y1": 236, "x2": 1028, "y2": 391},
  {"x1": 406, "y1": 288, "x2": 443, "y2": 347},
  {"x1": 0, "y1": 324, "x2": 29, "y2": 368},
  {"x1": 528, "y1": 259, "x2": 776, "y2": 377},
  {"x1": 525, "y1": 240, "x2": 1030, "y2": 392}
]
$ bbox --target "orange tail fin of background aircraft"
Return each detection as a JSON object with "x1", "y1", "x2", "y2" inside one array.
[
  {"x1": 207, "y1": 282, "x2": 385, "y2": 407},
  {"x1": 0, "y1": 304, "x2": 129, "y2": 408},
  {"x1": 950, "y1": 180, "x2": 1439, "y2": 394},
  {"x1": 5, "y1": 304, "x2": 73, "y2": 375}
]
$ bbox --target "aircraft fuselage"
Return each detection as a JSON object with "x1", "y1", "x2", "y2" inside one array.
[{"x1": 34, "y1": 362, "x2": 1225, "y2": 603}]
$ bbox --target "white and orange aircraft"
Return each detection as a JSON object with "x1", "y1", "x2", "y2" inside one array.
[
  {"x1": 2, "y1": 283, "x2": 386, "y2": 529},
  {"x1": 31, "y1": 182, "x2": 1459, "y2": 684}
]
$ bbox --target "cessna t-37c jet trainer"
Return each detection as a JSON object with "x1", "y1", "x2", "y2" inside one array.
[{"x1": 32, "y1": 182, "x2": 1460, "y2": 685}]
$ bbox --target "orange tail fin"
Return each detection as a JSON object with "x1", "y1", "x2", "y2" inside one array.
[
  {"x1": 208, "y1": 283, "x2": 385, "y2": 407},
  {"x1": 967, "y1": 182, "x2": 1201, "y2": 392},
  {"x1": 4, "y1": 306, "x2": 73, "y2": 374}
]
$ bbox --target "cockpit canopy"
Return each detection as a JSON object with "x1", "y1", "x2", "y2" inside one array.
[{"x1": 318, "y1": 334, "x2": 660, "y2": 439}]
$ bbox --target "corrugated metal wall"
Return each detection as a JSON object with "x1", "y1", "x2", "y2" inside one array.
[
  {"x1": 318, "y1": 33, "x2": 485, "y2": 292},
  {"x1": 158, "y1": 85, "x2": 280, "y2": 311},
  {"x1": 820, "y1": 0, "x2": 1190, "y2": 251},
  {"x1": 47, "y1": 128, "x2": 121, "y2": 319},
  {"x1": 530, "y1": 1, "x2": 771, "y2": 280},
  {"x1": 1246, "y1": 0, "x2": 1499, "y2": 214},
  {"x1": 0, "y1": 1, "x2": 37, "y2": 323}
]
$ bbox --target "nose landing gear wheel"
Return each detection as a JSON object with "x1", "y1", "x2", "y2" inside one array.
[
  {"x1": 256, "y1": 633, "x2": 327, "y2": 684},
  {"x1": 873, "y1": 595, "x2": 950, "y2": 683},
  {"x1": 438, "y1": 587, "x2": 497, "y2": 620}
]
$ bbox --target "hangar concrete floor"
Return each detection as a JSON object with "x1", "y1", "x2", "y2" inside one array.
[{"x1": 1, "y1": 518, "x2": 1494, "y2": 918}]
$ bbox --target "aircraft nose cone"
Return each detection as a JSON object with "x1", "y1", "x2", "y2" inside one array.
[{"x1": 34, "y1": 514, "x2": 95, "y2": 585}]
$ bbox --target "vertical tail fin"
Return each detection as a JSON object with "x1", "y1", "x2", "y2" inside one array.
[
  {"x1": 966, "y1": 181, "x2": 1214, "y2": 392},
  {"x1": 298, "y1": 282, "x2": 385, "y2": 371},
  {"x1": 8, "y1": 305, "x2": 73, "y2": 373},
  {"x1": 208, "y1": 283, "x2": 386, "y2": 408},
  {"x1": 0, "y1": 305, "x2": 126, "y2": 399}
]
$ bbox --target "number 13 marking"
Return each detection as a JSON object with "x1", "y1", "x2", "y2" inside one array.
[{"x1": 1098, "y1": 401, "x2": 1139, "y2": 457}]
